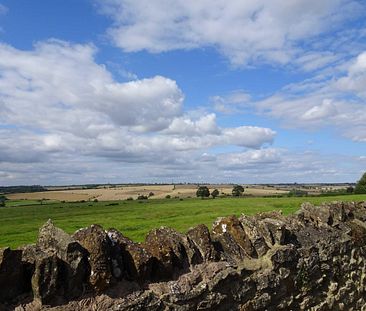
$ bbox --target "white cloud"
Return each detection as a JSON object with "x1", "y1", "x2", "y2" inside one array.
[
  {"x1": 211, "y1": 90, "x2": 251, "y2": 114},
  {"x1": 301, "y1": 99, "x2": 338, "y2": 121},
  {"x1": 0, "y1": 40, "x2": 184, "y2": 133},
  {"x1": 97, "y1": 0, "x2": 363, "y2": 67},
  {"x1": 294, "y1": 52, "x2": 339, "y2": 72},
  {"x1": 217, "y1": 148, "x2": 282, "y2": 170},
  {"x1": 0, "y1": 40, "x2": 277, "y2": 184},
  {"x1": 249, "y1": 50, "x2": 366, "y2": 142},
  {"x1": 97, "y1": 76, "x2": 184, "y2": 132},
  {"x1": 0, "y1": 4, "x2": 8, "y2": 15},
  {"x1": 336, "y1": 51, "x2": 366, "y2": 98},
  {"x1": 221, "y1": 127, "x2": 274, "y2": 148},
  {"x1": 1, "y1": 142, "x2": 363, "y2": 185}
]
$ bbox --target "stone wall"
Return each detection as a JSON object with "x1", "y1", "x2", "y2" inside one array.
[{"x1": 1, "y1": 201, "x2": 366, "y2": 310}]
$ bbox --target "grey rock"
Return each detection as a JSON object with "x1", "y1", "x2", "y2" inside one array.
[{"x1": 73, "y1": 224, "x2": 112, "y2": 293}]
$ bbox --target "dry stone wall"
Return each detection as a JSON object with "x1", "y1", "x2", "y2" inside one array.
[{"x1": 1, "y1": 201, "x2": 366, "y2": 310}]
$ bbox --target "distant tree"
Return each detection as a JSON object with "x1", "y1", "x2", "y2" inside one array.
[
  {"x1": 0, "y1": 195, "x2": 6, "y2": 207},
  {"x1": 288, "y1": 189, "x2": 308, "y2": 197},
  {"x1": 355, "y1": 172, "x2": 366, "y2": 194},
  {"x1": 196, "y1": 186, "x2": 210, "y2": 199},
  {"x1": 346, "y1": 186, "x2": 354, "y2": 194},
  {"x1": 211, "y1": 189, "x2": 220, "y2": 199},
  {"x1": 137, "y1": 195, "x2": 148, "y2": 200},
  {"x1": 232, "y1": 185, "x2": 244, "y2": 197}
]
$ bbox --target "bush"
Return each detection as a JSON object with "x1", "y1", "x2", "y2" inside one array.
[
  {"x1": 288, "y1": 189, "x2": 308, "y2": 197},
  {"x1": 232, "y1": 185, "x2": 244, "y2": 197},
  {"x1": 165, "y1": 195, "x2": 171, "y2": 199},
  {"x1": 346, "y1": 186, "x2": 354, "y2": 194},
  {"x1": 137, "y1": 195, "x2": 148, "y2": 200},
  {"x1": 196, "y1": 186, "x2": 210, "y2": 198},
  {"x1": 93, "y1": 199, "x2": 98, "y2": 202},
  {"x1": 211, "y1": 189, "x2": 220, "y2": 198},
  {"x1": 126, "y1": 197, "x2": 133, "y2": 201},
  {"x1": 148, "y1": 192, "x2": 154, "y2": 197}
]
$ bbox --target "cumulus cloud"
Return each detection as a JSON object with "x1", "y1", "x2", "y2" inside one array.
[
  {"x1": 217, "y1": 148, "x2": 282, "y2": 170},
  {"x1": 163, "y1": 114, "x2": 220, "y2": 136},
  {"x1": 336, "y1": 51, "x2": 366, "y2": 98},
  {"x1": 246, "y1": 50, "x2": 366, "y2": 142},
  {"x1": 0, "y1": 40, "x2": 277, "y2": 184},
  {"x1": 96, "y1": 0, "x2": 363, "y2": 67},
  {"x1": 0, "y1": 40, "x2": 184, "y2": 132}
]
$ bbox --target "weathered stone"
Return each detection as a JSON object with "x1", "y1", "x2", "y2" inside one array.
[
  {"x1": 186, "y1": 224, "x2": 218, "y2": 262},
  {"x1": 240, "y1": 215, "x2": 269, "y2": 257},
  {"x1": 107, "y1": 228, "x2": 156, "y2": 283},
  {"x1": 256, "y1": 210, "x2": 284, "y2": 221},
  {"x1": 73, "y1": 224, "x2": 112, "y2": 293},
  {"x1": 31, "y1": 253, "x2": 63, "y2": 305},
  {"x1": 300, "y1": 202, "x2": 332, "y2": 226},
  {"x1": 20, "y1": 244, "x2": 39, "y2": 265},
  {"x1": 143, "y1": 227, "x2": 200, "y2": 280},
  {"x1": 348, "y1": 219, "x2": 366, "y2": 246},
  {"x1": 270, "y1": 244, "x2": 299, "y2": 270},
  {"x1": 260, "y1": 218, "x2": 286, "y2": 245},
  {"x1": 37, "y1": 220, "x2": 89, "y2": 299},
  {"x1": 19, "y1": 244, "x2": 39, "y2": 295},
  {"x1": 0, "y1": 248, "x2": 27, "y2": 303},
  {"x1": 212, "y1": 215, "x2": 255, "y2": 262}
]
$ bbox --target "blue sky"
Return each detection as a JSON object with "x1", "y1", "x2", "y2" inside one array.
[{"x1": 0, "y1": 0, "x2": 366, "y2": 185}]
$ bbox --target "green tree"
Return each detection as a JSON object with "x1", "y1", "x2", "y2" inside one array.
[
  {"x1": 346, "y1": 186, "x2": 354, "y2": 194},
  {"x1": 355, "y1": 172, "x2": 366, "y2": 194},
  {"x1": 232, "y1": 185, "x2": 244, "y2": 197},
  {"x1": 211, "y1": 189, "x2": 219, "y2": 199},
  {"x1": 0, "y1": 195, "x2": 7, "y2": 207},
  {"x1": 196, "y1": 186, "x2": 210, "y2": 199},
  {"x1": 288, "y1": 189, "x2": 308, "y2": 197}
]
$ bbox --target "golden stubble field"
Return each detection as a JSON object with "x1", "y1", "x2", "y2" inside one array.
[{"x1": 7, "y1": 184, "x2": 290, "y2": 202}]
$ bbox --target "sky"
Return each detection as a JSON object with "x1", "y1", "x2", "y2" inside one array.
[{"x1": 0, "y1": 0, "x2": 366, "y2": 185}]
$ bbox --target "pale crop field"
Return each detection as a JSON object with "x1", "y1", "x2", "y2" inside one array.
[{"x1": 7, "y1": 184, "x2": 289, "y2": 202}]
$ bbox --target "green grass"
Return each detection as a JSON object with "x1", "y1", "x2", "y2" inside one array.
[
  {"x1": 1, "y1": 194, "x2": 366, "y2": 249},
  {"x1": 5, "y1": 200, "x2": 58, "y2": 207}
]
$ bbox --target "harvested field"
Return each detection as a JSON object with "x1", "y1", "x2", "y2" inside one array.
[{"x1": 7, "y1": 184, "x2": 289, "y2": 202}]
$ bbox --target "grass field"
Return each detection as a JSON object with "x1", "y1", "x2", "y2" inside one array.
[{"x1": 1, "y1": 194, "x2": 366, "y2": 249}]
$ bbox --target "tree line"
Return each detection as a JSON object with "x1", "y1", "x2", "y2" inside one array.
[{"x1": 196, "y1": 184, "x2": 245, "y2": 199}]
